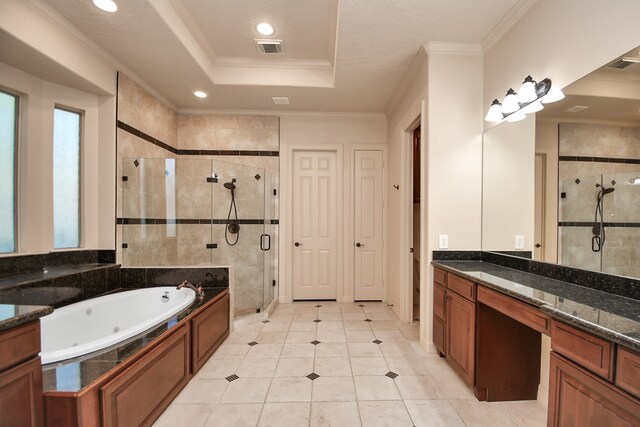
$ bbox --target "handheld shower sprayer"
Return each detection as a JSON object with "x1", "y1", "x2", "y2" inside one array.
[
  {"x1": 592, "y1": 183, "x2": 615, "y2": 252},
  {"x1": 224, "y1": 178, "x2": 239, "y2": 245}
]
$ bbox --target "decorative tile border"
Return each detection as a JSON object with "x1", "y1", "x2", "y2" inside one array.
[
  {"x1": 117, "y1": 217, "x2": 279, "y2": 225},
  {"x1": 559, "y1": 155, "x2": 640, "y2": 165},
  {"x1": 558, "y1": 222, "x2": 640, "y2": 228},
  {"x1": 117, "y1": 120, "x2": 279, "y2": 157}
]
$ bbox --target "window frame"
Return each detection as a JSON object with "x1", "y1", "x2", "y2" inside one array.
[
  {"x1": 53, "y1": 104, "x2": 84, "y2": 250},
  {"x1": 0, "y1": 88, "x2": 20, "y2": 254}
]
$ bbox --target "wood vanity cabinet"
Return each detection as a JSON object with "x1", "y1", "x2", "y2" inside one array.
[
  {"x1": 0, "y1": 321, "x2": 44, "y2": 427},
  {"x1": 549, "y1": 352, "x2": 640, "y2": 427},
  {"x1": 433, "y1": 268, "x2": 476, "y2": 386}
]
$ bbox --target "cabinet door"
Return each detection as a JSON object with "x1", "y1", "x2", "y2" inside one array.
[
  {"x1": 549, "y1": 352, "x2": 640, "y2": 427},
  {"x1": 192, "y1": 292, "x2": 230, "y2": 373},
  {"x1": 446, "y1": 291, "x2": 475, "y2": 386},
  {"x1": 101, "y1": 324, "x2": 191, "y2": 427},
  {"x1": 0, "y1": 357, "x2": 44, "y2": 427}
]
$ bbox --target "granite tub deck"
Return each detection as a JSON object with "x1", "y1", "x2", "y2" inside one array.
[
  {"x1": 432, "y1": 260, "x2": 640, "y2": 353},
  {"x1": 42, "y1": 287, "x2": 228, "y2": 393},
  {"x1": 0, "y1": 303, "x2": 53, "y2": 332}
]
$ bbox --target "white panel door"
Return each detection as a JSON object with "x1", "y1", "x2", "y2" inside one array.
[
  {"x1": 292, "y1": 150, "x2": 337, "y2": 300},
  {"x1": 354, "y1": 150, "x2": 384, "y2": 300}
]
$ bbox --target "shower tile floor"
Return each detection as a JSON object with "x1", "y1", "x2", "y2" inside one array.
[{"x1": 153, "y1": 302, "x2": 547, "y2": 427}]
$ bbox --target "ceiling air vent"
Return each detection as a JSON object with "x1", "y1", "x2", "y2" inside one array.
[
  {"x1": 256, "y1": 39, "x2": 285, "y2": 54},
  {"x1": 607, "y1": 57, "x2": 640, "y2": 69}
]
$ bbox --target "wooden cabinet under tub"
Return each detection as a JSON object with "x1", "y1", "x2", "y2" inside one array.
[
  {"x1": 43, "y1": 289, "x2": 230, "y2": 427},
  {"x1": 0, "y1": 321, "x2": 44, "y2": 427}
]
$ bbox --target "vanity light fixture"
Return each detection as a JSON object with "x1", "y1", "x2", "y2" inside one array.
[
  {"x1": 485, "y1": 76, "x2": 563, "y2": 123},
  {"x1": 193, "y1": 90, "x2": 207, "y2": 98},
  {"x1": 92, "y1": 0, "x2": 118, "y2": 12},
  {"x1": 256, "y1": 22, "x2": 275, "y2": 36}
]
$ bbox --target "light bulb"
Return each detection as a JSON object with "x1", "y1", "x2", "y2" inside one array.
[
  {"x1": 484, "y1": 99, "x2": 504, "y2": 122},
  {"x1": 506, "y1": 110, "x2": 526, "y2": 122},
  {"x1": 501, "y1": 88, "x2": 520, "y2": 114},
  {"x1": 517, "y1": 75, "x2": 537, "y2": 103},
  {"x1": 256, "y1": 22, "x2": 275, "y2": 36},
  {"x1": 520, "y1": 100, "x2": 543, "y2": 114},
  {"x1": 93, "y1": 0, "x2": 117, "y2": 12},
  {"x1": 541, "y1": 86, "x2": 565, "y2": 104}
]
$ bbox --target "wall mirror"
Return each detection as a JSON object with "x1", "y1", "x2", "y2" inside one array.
[{"x1": 482, "y1": 44, "x2": 640, "y2": 280}]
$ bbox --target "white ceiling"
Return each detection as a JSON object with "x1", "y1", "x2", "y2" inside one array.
[
  {"x1": 539, "y1": 45, "x2": 640, "y2": 123},
  {"x1": 38, "y1": 0, "x2": 525, "y2": 112}
]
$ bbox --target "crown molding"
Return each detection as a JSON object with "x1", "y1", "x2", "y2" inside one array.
[
  {"x1": 177, "y1": 108, "x2": 387, "y2": 119},
  {"x1": 385, "y1": 45, "x2": 428, "y2": 115},
  {"x1": 215, "y1": 57, "x2": 333, "y2": 71},
  {"x1": 425, "y1": 42, "x2": 483, "y2": 56},
  {"x1": 536, "y1": 116, "x2": 640, "y2": 127},
  {"x1": 482, "y1": 0, "x2": 538, "y2": 53}
]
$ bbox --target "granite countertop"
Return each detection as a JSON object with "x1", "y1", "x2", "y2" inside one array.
[
  {"x1": 0, "y1": 303, "x2": 54, "y2": 332},
  {"x1": 42, "y1": 287, "x2": 228, "y2": 393},
  {"x1": 0, "y1": 263, "x2": 117, "y2": 290},
  {"x1": 432, "y1": 260, "x2": 640, "y2": 353}
]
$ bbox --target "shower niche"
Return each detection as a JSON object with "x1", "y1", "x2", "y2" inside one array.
[{"x1": 120, "y1": 157, "x2": 278, "y2": 317}]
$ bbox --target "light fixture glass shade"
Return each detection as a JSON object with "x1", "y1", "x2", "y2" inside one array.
[
  {"x1": 541, "y1": 86, "x2": 565, "y2": 104},
  {"x1": 501, "y1": 89, "x2": 520, "y2": 114},
  {"x1": 506, "y1": 110, "x2": 526, "y2": 122},
  {"x1": 484, "y1": 99, "x2": 503, "y2": 122},
  {"x1": 93, "y1": 0, "x2": 117, "y2": 12},
  {"x1": 517, "y1": 76, "x2": 537, "y2": 103},
  {"x1": 193, "y1": 90, "x2": 208, "y2": 98},
  {"x1": 630, "y1": 177, "x2": 640, "y2": 185},
  {"x1": 520, "y1": 100, "x2": 543, "y2": 114}
]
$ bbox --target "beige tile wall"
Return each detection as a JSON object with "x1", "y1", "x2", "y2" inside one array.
[{"x1": 116, "y1": 74, "x2": 279, "y2": 316}]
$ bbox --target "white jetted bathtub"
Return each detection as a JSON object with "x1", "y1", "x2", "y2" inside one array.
[{"x1": 40, "y1": 287, "x2": 196, "y2": 364}]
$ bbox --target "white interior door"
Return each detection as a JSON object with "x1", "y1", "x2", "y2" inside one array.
[
  {"x1": 354, "y1": 150, "x2": 384, "y2": 301},
  {"x1": 292, "y1": 150, "x2": 337, "y2": 300}
]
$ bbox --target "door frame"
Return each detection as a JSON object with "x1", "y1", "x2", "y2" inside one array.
[
  {"x1": 282, "y1": 145, "x2": 344, "y2": 303},
  {"x1": 399, "y1": 108, "x2": 424, "y2": 323},
  {"x1": 351, "y1": 146, "x2": 388, "y2": 302}
]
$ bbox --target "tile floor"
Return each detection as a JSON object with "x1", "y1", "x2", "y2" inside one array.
[{"x1": 154, "y1": 302, "x2": 547, "y2": 427}]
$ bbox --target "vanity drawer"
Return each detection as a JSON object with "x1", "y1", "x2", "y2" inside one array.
[
  {"x1": 434, "y1": 268, "x2": 447, "y2": 286},
  {"x1": 0, "y1": 321, "x2": 40, "y2": 372},
  {"x1": 447, "y1": 274, "x2": 475, "y2": 302},
  {"x1": 551, "y1": 321, "x2": 614, "y2": 380},
  {"x1": 616, "y1": 347, "x2": 640, "y2": 399},
  {"x1": 477, "y1": 286, "x2": 550, "y2": 335}
]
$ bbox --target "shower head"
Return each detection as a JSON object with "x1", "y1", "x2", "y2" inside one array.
[
  {"x1": 602, "y1": 187, "x2": 615, "y2": 195},
  {"x1": 224, "y1": 178, "x2": 236, "y2": 191}
]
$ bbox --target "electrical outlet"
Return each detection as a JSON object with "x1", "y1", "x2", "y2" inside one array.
[
  {"x1": 515, "y1": 235, "x2": 525, "y2": 250},
  {"x1": 438, "y1": 235, "x2": 449, "y2": 249}
]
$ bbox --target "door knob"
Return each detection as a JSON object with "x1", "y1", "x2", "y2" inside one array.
[
  {"x1": 356, "y1": 242, "x2": 364, "y2": 247},
  {"x1": 295, "y1": 242, "x2": 302, "y2": 247},
  {"x1": 535, "y1": 243, "x2": 542, "y2": 248}
]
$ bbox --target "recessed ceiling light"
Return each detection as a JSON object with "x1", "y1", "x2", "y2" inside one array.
[
  {"x1": 256, "y1": 22, "x2": 275, "y2": 36},
  {"x1": 92, "y1": 0, "x2": 118, "y2": 13},
  {"x1": 193, "y1": 91, "x2": 207, "y2": 98},
  {"x1": 272, "y1": 96, "x2": 289, "y2": 105}
]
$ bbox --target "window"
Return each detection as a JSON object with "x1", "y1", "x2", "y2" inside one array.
[
  {"x1": 53, "y1": 107, "x2": 82, "y2": 249},
  {"x1": 0, "y1": 90, "x2": 18, "y2": 253}
]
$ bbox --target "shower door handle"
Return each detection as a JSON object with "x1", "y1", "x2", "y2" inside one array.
[{"x1": 260, "y1": 234, "x2": 271, "y2": 251}]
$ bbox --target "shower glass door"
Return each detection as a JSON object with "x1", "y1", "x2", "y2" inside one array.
[
  {"x1": 121, "y1": 157, "x2": 279, "y2": 318},
  {"x1": 558, "y1": 171, "x2": 640, "y2": 278}
]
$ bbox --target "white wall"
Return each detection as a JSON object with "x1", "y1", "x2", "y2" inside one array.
[
  {"x1": 279, "y1": 114, "x2": 388, "y2": 303},
  {"x1": 0, "y1": 62, "x2": 116, "y2": 254},
  {"x1": 482, "y1": 115, "x2": 536, "y2": 252},
  {"x1": 484, "y1": 0, "x2": 640, "y2": 128}
]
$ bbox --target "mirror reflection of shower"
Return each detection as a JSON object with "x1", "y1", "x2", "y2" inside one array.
[
  {"x1": 224, "y1": 178, "x2": 240, "y2": 245},
  {"x1": 592, "y1": 183, "x2": 615, "y2": 252}
]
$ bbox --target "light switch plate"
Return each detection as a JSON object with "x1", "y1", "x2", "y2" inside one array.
[
  {"x1": 438, "y1": 235, "x2": 449, "y2": 249},
  {"x1": 515, "y1": 235, "x2": 525, "y2": 250}
]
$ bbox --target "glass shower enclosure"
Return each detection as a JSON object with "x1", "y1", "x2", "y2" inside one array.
[
  {"x1": 121, "y1": 157, "x2": 278, "y2": 317},
  {"x1": 558, "y1": 171, "x2": 640, "y2": 279}
]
